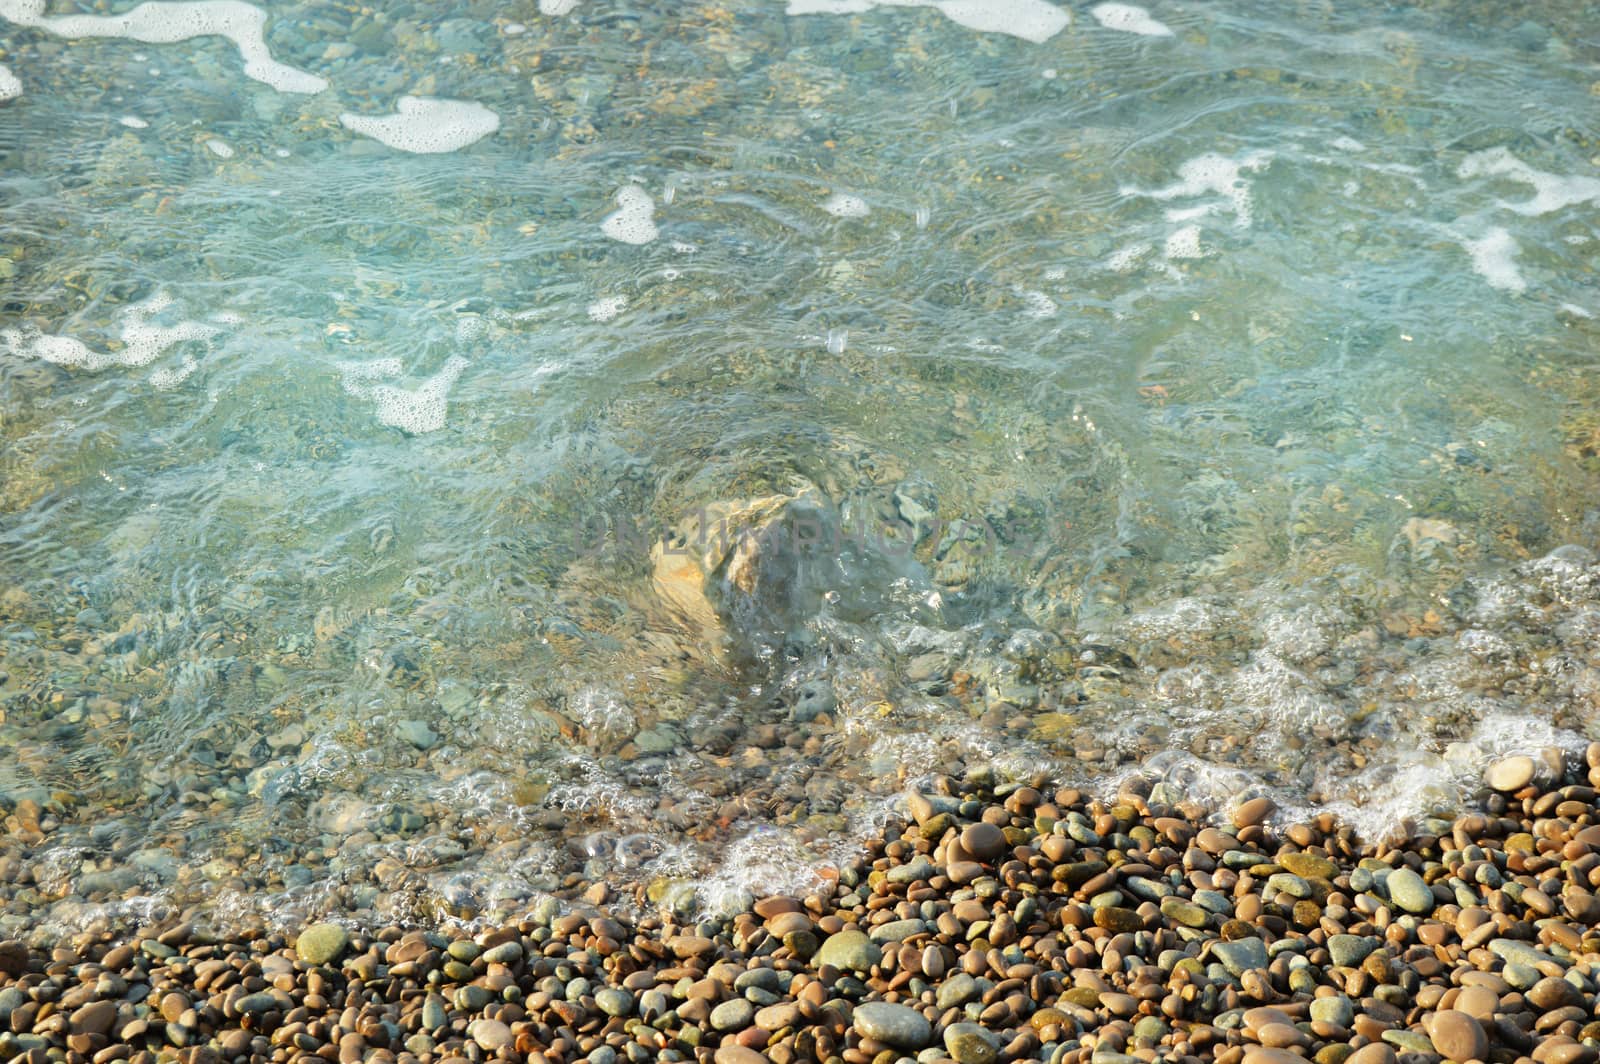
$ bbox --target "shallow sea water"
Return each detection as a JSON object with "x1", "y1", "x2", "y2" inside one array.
[{"x1": 2, "y1": 0, "x2": 1600, "y2": 937}]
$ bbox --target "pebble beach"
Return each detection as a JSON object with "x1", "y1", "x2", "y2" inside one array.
[{"x1": 8, "y1": 747, "x2": 1600, "y2": 1064}]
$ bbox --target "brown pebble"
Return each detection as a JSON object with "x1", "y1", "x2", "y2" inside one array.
[
  {"x1": 1233, "y1": 797, "x2": 1276, "y2": 829},
  {"x1": 1528, "y1": 976, "x2": 1583, "y2": 1011},
  {"x1": 1453, "y1": 985, "x2": 1499, "y2": 1021},
  {"x1": 1257, "y1": 1023, "x2": 1310, "y2": 1049},
  {"x1": 667, "y1": 935, "x2": 716, "y2": 958},
  {"x1": 960, "y1": 822, "x2": 1007, "y2": 862},
  {"x1": 1242, "y1": 1049, "x2": 1305, "y2": 1064},
  {"x1": 713, "y1": 1047, "x2": 772, "y2": 1064},
  {"x1": 70, "y1": 1001, "x2": 119, "y2": 1038},
  {"x1": 1429, "y1": 1009, "x2": 1488, "y2": 1062},
  {"x1": 754, "y1": 898, "x2": 802, "y2": 919},
  {"x1": 1345, "y1": 1046, "x2": 1398, "y2": 1064}
]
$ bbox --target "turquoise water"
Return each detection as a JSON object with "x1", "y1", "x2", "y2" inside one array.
[{"x1": 2, "y1": 0, "x2": 1599, "y2": 935}]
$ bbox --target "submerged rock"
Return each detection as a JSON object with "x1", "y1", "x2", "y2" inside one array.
[{"x1": 650, "y1": 484, "x2": 834, "y2": 659}]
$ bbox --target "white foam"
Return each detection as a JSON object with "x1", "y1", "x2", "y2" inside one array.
[
  {"x1": 1460, "y1": 226, "x2": 1526, "y2": 293},
  {"x1": 600, "y1": 185, "x2": 659, "y2": 245},
  {"x1": 1458, "y1": 148, "x2": 1600, "y2": 216},
  {"x1": 1124, "y1": 150, "x2": 1271, "y2": 228},
  {"x1": 1020, "y1": 290, "x2": 1057, "y2": 318},
  {"x1": 1, "y1": 294, "x2": 220, "y2": 374},
  {"x1": 538, "y1": 0, "x2": 582, "y2": 12},
  {"x1": 787, "y1": 0, "x2": 873, "y2": 11},
  {"x1": 0, "y1": 0, "x2": 328, "y2": 94},
  {"x1": 1106, "y1": 242, "x2": 1149, "y2": 271},
  {"x1": 339, "y1": 96, "x2": 500, "y2": 154},
  {"x1": 933, "y1": 0, "x2": 1069, "y2": 43},
  {"x1": 119, "y1": 115, "x2": 149, "y2": 128},
  {"x1": 1329, "y1": 135, "x2": 1365, "y2": 153},
  {"x1": 1163, "y1": 224, "x2": 1203, "y2": 259},
  {"x1": 339, "y1": 357, "x2": 403, "y2": 388},
  {"x1": 0, "y1": 63, "x2": 20, "y2": 101},
  {"x1": 587, "y1": 295, "x2": 628, "y2": 322},
  {"x1": 785, "y1": 0, "x2": 1069, "y2": 42},
  {"x1": 204, "y1": 137, "x2": 233, "y2": 158},
  {"x1": 1090, "y1": 2, "x2": 1172, "y2": 36},
  {"x1": 822, "y1": 192, "x2": 869, "y2": 219},
  {"x1": 339, "y1": 356, "x2": 468, "y2": 434},
  {"x1": 149, "y1": 357, "x2": 198, "y2": 388}
]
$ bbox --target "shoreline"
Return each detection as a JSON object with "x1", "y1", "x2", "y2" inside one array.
[{"x1": 4, "y1": 748, "x2": 1600, "y2": 1064}]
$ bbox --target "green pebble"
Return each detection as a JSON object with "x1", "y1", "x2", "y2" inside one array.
[{"x1": 295, "y1": 923, "x2": 350, "y2": 966}]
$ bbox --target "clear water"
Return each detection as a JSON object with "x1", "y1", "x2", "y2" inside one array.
[{"x1": 2, "y1": 0, "x2": 1600, "y2": 935}]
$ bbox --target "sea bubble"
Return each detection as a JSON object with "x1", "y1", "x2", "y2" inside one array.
[
  {"x1": 0, "y1": 0, "x2": 328, "y2": 94},
  {"x1": 600, "y1": 184, "x2": 659, "y2": 245},
  {"x1": 339, "y1": 355, "x2": 469, "y2": 434},
  {"x1": 822, "y1": 192, "x2": 869, "y2": 219},
  {"x1": 339, "y1": 96, "x2": 500, "y2": 154}
]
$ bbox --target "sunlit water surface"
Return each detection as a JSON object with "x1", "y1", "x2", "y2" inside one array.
[{"x1": 2, "y1": 0, "x2": 1600, "y2": 936}]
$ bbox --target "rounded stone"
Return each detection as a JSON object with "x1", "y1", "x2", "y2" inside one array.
[
  {"x1": 1330, "y1": 935, "x2": 1377, "y2": 969},
  {"x1": 1160, "y1": 897, "x2": 1209, "y2": 928},
  {"x1": 454, "y1": 985, "x2": 492, "y2": 1011},
  {"x1": 1309, "y1": 995, "x2": 1354, "y2": 1028},
  {"x1": 959, "y1": 822, "x2": 1007, "y2": 862},
  {"x1": 1345, "y1": 1046, "x2": 1397, "y2": 1064},
  {"x1": 595, "y1": 988, "x2": 634, "y2": 1017},
  {"x1": 1532, "y1": 976, "x2": 1583, "y2": 1011},
  {"x1": 1485, "y1": 755, "x2": 1535, "y2": 792},
  {"x1": 480, "y1": 941, "x2": 522, "y2": 966},
  {"x1": 814, "y1": 930, "x2": 880, "y2": 972},
  {"x1": 234, "y1": 993, "x2": 277, "y2": 1016},
  {"x1": 1279, "y1": 852, "x2": 1337, "y2": 880},
  {"x1": 852, "y1": 1001, "x2": 931, "y2": 1048},
  {"x1": 1385, "y1": 867, "x2": 1434, "y2": 914},
  {"x1": 1094, "y1": 906, "x2": 1143, "y2": 933},
  {"x1": 713, "y1": 1048, "x2": 771, "y2": 1064},
  {"x1": 69, "y1": 1001, "x2": 118, "y2": 1037},
  {"x1": 1243, "y1": 1049, "x2": 1306, "y2": 1064},
  {"x1": 1257, "y1": 1023, "x2": 1309, "y2": 1049},
  {"x1": 1428, "y1": 1009, "x2": 1487, "y2": 1062},
  {"x1": 295, "y1": 923, "x2": 350, "y2": 966},
  {"x1": 937, "y1": 972, "x2": 979, "y2": 1010},
  {"x1": 782, "y1": 929, "x2": 818, "y2": 959},
  {"x1": 944, "y1": 1021, "x2": 1000, "y2": 1064},
  {"x1": 1232, "y1": 796, "x2": 1276, "y2": 829},
  {"x1": 1453, "y1": 985, "x2": 1499, "y2": 1021},
  {"x1": 710, "y1": 998, "x2": 755, "y2": 1032},
  {"x1": 468, "y1": 1019, "x2": 512, "y2": 1052},
  {"x1": 766, "y1": 911, "x2": 812, "y2": 937}
]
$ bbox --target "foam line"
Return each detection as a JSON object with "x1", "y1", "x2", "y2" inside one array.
[
  {"x1": 339, "y1": 96, "x2": 500, "y2": 154},
  {"x1": 1460, "y1": 227, "x2": 1527, "y2": 293},
  {"x1": 0, "y1": 294, "x2": 220, "y2": 372},
  {"x1": 339, "y1": 356, "x2": 469, "y2": 434},
  {"x1": 785, "y1": 0, "x2": 1069, "y2": 43},
  {"x1": 587, "y1": 295, "x2": 628, "y2": 322},
  {"x1": 1457, "y1": 147, "x2": 1600, "y2": 216},
  {"x1": 0, "y1": 0, "x2": 328, "y2": 94},
  {"x1": 1090, "y1": 2, "x2": 1172, "y2": 36},
  {"x1": 0, "y1": 63, "x2": 19, "y2": 100},
  {"x1": 1124, "y1": 151, "x2": 1272, "y2": 228}
]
